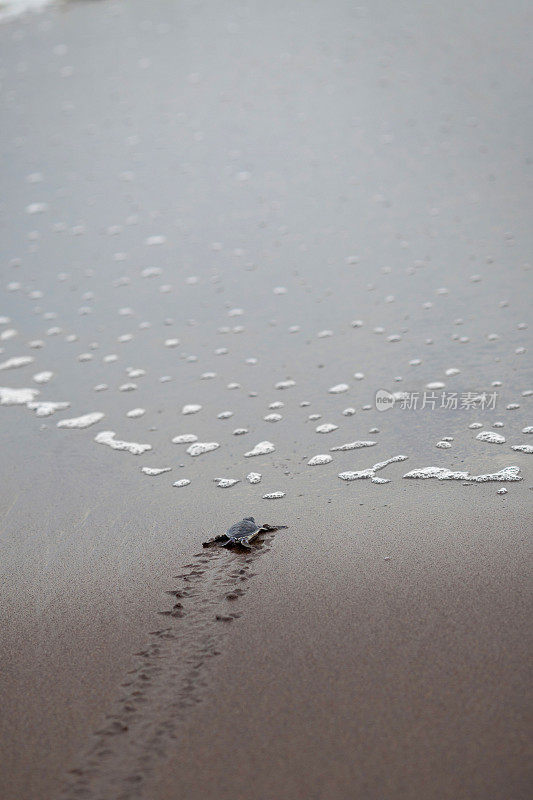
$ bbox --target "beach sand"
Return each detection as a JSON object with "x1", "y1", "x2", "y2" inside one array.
[{"x1": 0, "y1": 1, "x2": 531, "y2": 799}]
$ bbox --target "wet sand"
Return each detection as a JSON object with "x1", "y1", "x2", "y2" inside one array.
[{"x1": 1, "y1": 1, "x2": 532, "y2": 799}]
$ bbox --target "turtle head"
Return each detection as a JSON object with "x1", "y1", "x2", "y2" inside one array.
[{"x1": 243, "y1": 516, "x2": 255, "y2": 522}]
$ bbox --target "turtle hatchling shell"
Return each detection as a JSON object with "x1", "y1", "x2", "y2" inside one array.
[{"x1": 226, "y1": 517, "x2": 259, "y2": 540}]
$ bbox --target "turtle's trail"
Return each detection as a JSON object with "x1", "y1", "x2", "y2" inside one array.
[{"x1": 60, "y1": 538, "x2": 273, "y2": 800}]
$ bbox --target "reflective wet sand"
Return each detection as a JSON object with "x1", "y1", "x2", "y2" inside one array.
[{"x1": 0, "y1": 1, "x2": 531, "y2": 799}]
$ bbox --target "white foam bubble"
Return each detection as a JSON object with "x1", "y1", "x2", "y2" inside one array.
[
  {"x1": 339, "y1": 454, "x2": 408, "y2": 483},
  {"x1": 522, "y1": 426, "x2": 533, "y2": 434},
  {"x1": 95, "y1": 430, "x2": 152, "y2": 455},
  {"x1": 511, "y1": 444, "x2": 533, "y2": 454},
  {"x1": 145, "y1": 235, "x2": 166, "y2": 246},
  {"x1": 119, "y1": 383, "x2": 137, "y2": 392},
  {"x1": 244, "y1": 441, "x2": 275, "y2": 457},
  {"x1": 0, "y1": 329, "x2": 17, "y2": 342},
  {"x1": 182, "y1": 404, "x2": 202, "y2": 415},
  {"x1": 0, "y1": 356, "x2": 34, "y2": 371},
  {"x1": 233, "y1": 428, "x2": 249, "y2": 435},
  {"x1": 0, "y1": 387, "x2": 39, "y2": 405},
  {"x1": 214, "y1": 478, "x2": 240, "y2": 488},
  {"x1": 186, "y1": 441, "x2": 219, "y2": 456},
  {"x1": 173, "y1": 479, "x2": 191, "y2": 487},
  {"x1": 141, "y1": 467, "x2": 171, "y2": 476},
  {"x1": 316, "y1": 423, "x2": 338, "y2": 434},
  {"x1": 330, "y1": 441, "x2": 376, "y2": 451},
  {"x1": 27, "y1": 401, "x2": 70, "y2": 417},
  {"x1": 497, "y1": 488, "x2": 508, "y2": 494},
  {"x1": 26, "y1": 202, "x2": 48, "y2": 214},
  {"x1": 165, "y1": 338, "x2": 179, "y2": 347},
  {"x1": 217, "y1": 411, "x2": 233, "y2": 419},
  {"x1": 172, "y1": 434, "x2": 198, "y2": 444},
  {"x1": 343, "y1": 408, "x2": 356, "y2": 416},
  {"x1": 127, "y1": 408, "x2": 146, "y2": 418},
  {"x1": 247, "y1": 472, "x2": 262, "y2": 484},
  {"x1": 32, "y1": 371, "x2": 53, "y2": 384},
  {"x1": 329, "y1": 384, "x2": 349, "y2": 394},
  {"x1": 308, "y1": 454, "x2": 333, "y2": 466},
  {"x1": 436, "y1": 441, "x2": 452, "y2": 449},
  {"x1": 0, "y1": 0, "x2": 55, "y2": 22},
  {"x1": 275, "y1": 379, "x2": 296, "y2": 390},
  {"x1": 476, "y1": 431, "x2": 506, "y2": 444},
  {"x1": 264, "y1": 413, "x2": 282, "y2": 422},
  {"x1": 403, "y1": 465, "x2": 522, "y2": 482},
  {"x1": 262, "y1": 491, "x2": 285, "y2": 499},
  {"x1": 57, "y1": 412, "x2": 104, "y2": 429}
]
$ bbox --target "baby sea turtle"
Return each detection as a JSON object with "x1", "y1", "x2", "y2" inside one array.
[{"x1": 203, "y1": 516, "x2": 288, "y2": 549}]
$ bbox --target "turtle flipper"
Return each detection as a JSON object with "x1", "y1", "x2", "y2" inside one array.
[
  {"x1": 260, "y1": 524, "x2": 288, "y2": 532},
  {"x1": 232, "y1": 536, "x2": 253, "y2": 549},
  {"x1": 203, "y1": 534, "x2": 229, "y2": 548}
]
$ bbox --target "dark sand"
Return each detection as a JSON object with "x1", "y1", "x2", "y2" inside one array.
[{"x1": 0, "y1": 1, "x2": 532, "y2": 799}]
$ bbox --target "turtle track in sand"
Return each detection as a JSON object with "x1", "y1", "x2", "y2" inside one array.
[{"x1": 60, "y1": 535, "x2": 275, "y2": 800}]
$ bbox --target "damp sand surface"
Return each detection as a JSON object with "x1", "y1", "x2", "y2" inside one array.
[{"x1": 0, "y1": 2, "x2": 532, "y2": 800}]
